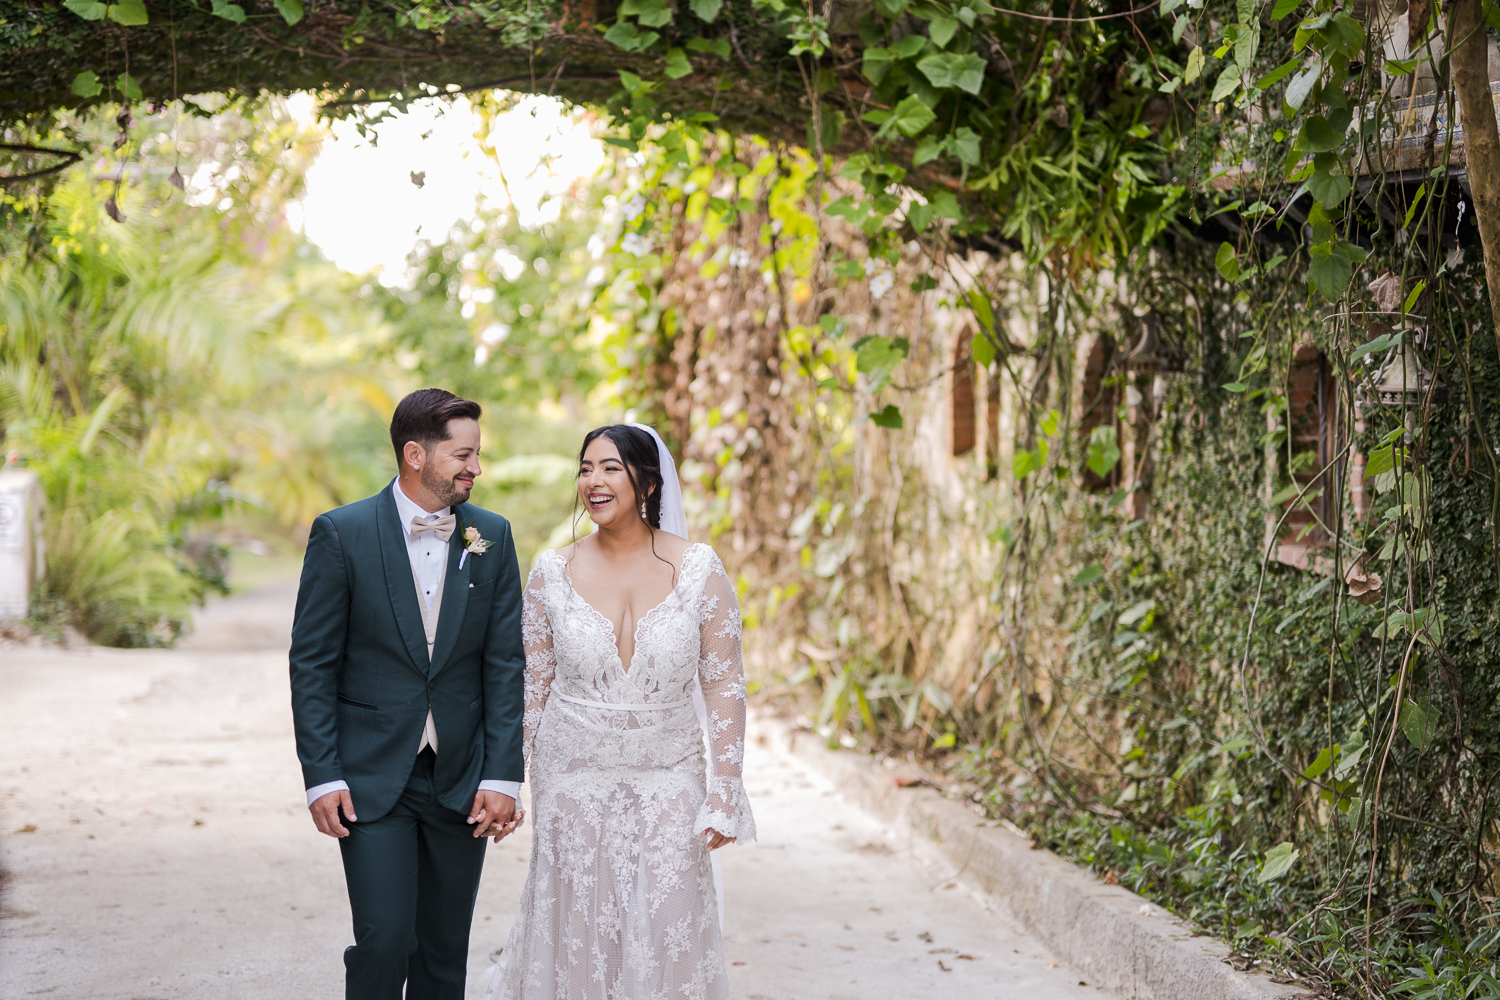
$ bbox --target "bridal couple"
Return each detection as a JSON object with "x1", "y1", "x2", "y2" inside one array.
[{"x1": 289, "y1": 388, "x2": 756, "y2": 999}]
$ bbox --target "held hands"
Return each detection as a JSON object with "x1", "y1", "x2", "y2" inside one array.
[
  {"x1": 309, "y1": 789, "x2": 356, "y2": 838},
  {"x1": 469, "y1": 790, "x2": 521, "y2": 840}
]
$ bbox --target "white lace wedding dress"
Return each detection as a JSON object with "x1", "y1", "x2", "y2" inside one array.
[{"x1": 489, "y1": 543, "x2": 756, "y2": 1000}]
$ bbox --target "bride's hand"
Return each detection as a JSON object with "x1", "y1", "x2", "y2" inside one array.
[
  {"x1": 701, "y1": 829, "x2": 735, "y2": 851},
  {"x1": 490, "y1": 808, "x2": 525, "y2": 843}
]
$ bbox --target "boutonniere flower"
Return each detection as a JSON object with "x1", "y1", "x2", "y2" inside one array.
[{"x1": 459, "y1": 524, "x2": 491, "y2": 569}]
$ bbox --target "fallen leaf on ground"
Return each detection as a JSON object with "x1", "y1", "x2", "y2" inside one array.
[
  {"x1": 14, "y1": 825, "x2": 35, "y2": 833},
  {"x1": 893, "y1": 776, "x2": 925, "y2": 787},
  {"x1": 937, "y1": 960, "x2": 951, "y2": 971},
  {"x1": 956, "y1": 954, "x2": 976, "y2": 960}
]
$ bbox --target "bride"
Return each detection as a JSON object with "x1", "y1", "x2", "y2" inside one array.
[{"x1": 487, "y1": 423, "x2": 756, "y2": 1000}]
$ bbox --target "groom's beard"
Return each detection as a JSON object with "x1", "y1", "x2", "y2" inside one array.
[{"x1": 421, "y1": 464, "x2": 473, "y2": 507}]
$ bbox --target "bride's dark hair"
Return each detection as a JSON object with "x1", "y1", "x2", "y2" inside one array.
[{"x1": 572, "y1": 424, "x2": 676, "y2": 583}]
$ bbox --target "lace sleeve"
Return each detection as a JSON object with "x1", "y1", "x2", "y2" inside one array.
[
  {"x1": 692, "y1": 553, "x2": 756, "y2": 844},
  {"x1": 521, "y1": 561, "x2": 556, "y2": 769}
]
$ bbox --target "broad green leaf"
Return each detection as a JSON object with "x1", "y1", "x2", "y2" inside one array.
[
  {"x1": 689, "y1": 0, "x2": 722, "y2": 20},
  {"x1": 1257, "y1": 842, "x2": 1299, "y2": 883},
  {"x1": 1012, "y1": 447, "x2": 1042, "y2": 479},
  {"x1": 875, "y1": 0, "x2": 909, "y2": 17},
  {"x1": 605, "y1": 20, "x2": 643, "y2": 48},
  {"x1": 1161, "y1": 0, "x2": 1186, "y2": 13},
  {"x1": 1235, "y1": 22, "x2": 1259, "y2": 72},
  {"x1": 1330, "y1": 13, "x2": 1365, "y2": 56},
  {"x1": 1072, "y1": 564, "x2": 1105, "y2": 586},
  {"x1": 880, "y1": 95, "x2": 936, "y2": 137},
  {"x1": 1487, "y1": 0, "x2": 1500, "y2": 31},
  {"x1": 1085, "y1": 425, "x2": 1121, "y2": 478},
  {"x1": 71, "y1": 70, "x2": 103, "y2": 97},
  {"x1": 1302, "y1": 746, "x2": 1335, "y2": 780},
  {"x1": 63, "y1": 0, "x2": 107, "y2": 18},
  {"x1": 1223, "y1": 382, "x2": 1248, "y2": 392},
  {"x1": 1350, "y1": 332, "x2": 1399, "y2": 364},
  {"x1": 664, "y1": 48, "x2": 693, "y2": 78},
  {"x1": 1256, "y1": 57, "x2": 1298, "y2": 90},
  {"x1": 1285, "y1": 61, "x2": 1321, "y2": 110},
  {"x1": 1400, "y1": 697, "x2": 1435, "y2": 750},
  {"x1": 636, "y1": 0, "x2": 673, "y2": 26},
  {"x1": 1333, "y1": 735, "x2": 1366, "y2": 780},
  {"x1": 210, "y1": 0, "x2": 246, "y2": 22},
  {"x1": 1118, "y1": 599, "x2": 1156, "y2": 626},
  {"x1": 686, "y1": 36, "x2": 731, "y2": 58},
  {"x1": 928, "y1": 189, "x2": 960, "y2": 221},
  {"x1": 1215, "y1": 242, "x2": 1241, "y2": 282},
  {"x1": 272, "y1": 0, "x2": 304, "y2": 23},
  {"x1": 928, "y1": 15, "x2": 958, "y2": 46},
  {"x1": 1308, "y1": 243, "x2": 1353, "y2": 300},
  {"x1": 115, "y1": 71, "x2": 142, "y2": 101},
  {"x1": 1306, "y1": 155, "x2": 1350, "y2": 208},
  {"x1": 891, "y1": 34, "x2": 927, "y2": 58},
  {"x1": 968, "y1": 288, "x2": 995, "y2": 332},
  {"x1": 972, "y1": 330, "x2": 997, "y2": 366},
  {"x1": 870, "y1": 404, "x2": 904, "y2": 429},
  {"x1": 1300, "y1": 115, "x2": 1343, "y2": 152},
  {"x1": 907, "y1": 200, "x2": 935, "y2": 232},
  {"x1": 108, "y1": 0, "x2": 148, "y2": 24},
  {"x1": 1210, "y1": 63, "x2": 1241, "y2": 102},
  {"x1": 1364, "y1": 444, "x2": 1396, "y2": 477},
  {"x1": 1184, "y1": 46, "x2": 1205, "y2": 83},
  {"x1": 1271, "y1": 0, "x2": 1299, "y2": 18},
  {"x1": 1385, "y1": 56, "x2": 1419, "y2": 76},
  {"x1": 854, "y1": 335, "x2": 909, "y2": 374},
  {"x1": 917, "y1": 52, "x2": 986, "y2": 93},
  {"x1": 949, "y1": 126, "x2": 981, "y2": 165},
  {"x1": 913, "y1": 134, "x2": 944, "y2": 166},
  {"x1": 862, "y1": 47, "x2": 896, "y2": 84}
]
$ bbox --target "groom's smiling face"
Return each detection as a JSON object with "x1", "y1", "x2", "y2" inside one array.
[{"x1": 406, "y1": 417, "x2": 482, "y2": 510}]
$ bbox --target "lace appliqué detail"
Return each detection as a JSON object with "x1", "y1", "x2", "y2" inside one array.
[{"x1": 491, "y1": 544, "x2": 755, "y2": 1000}]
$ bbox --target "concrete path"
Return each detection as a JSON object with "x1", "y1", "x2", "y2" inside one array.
[{"x1": 1, "y1": 583, "x2": 1108, "y2": 1000}]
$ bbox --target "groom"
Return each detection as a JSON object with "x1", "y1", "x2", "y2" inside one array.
[{"x1": 289, "y1": 388, "x2": 526, "y2": 1000}]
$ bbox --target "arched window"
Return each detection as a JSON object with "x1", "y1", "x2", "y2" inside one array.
[
  {"x1": 952, "y1": 326, "x2": 977, "y2": 457},
  {"x1": 1272, "y1": 344, "x2": 1340, "y2": 569},
  {"x1": 1077, "y1": 333, "x2": 1120, "y2": 491}
]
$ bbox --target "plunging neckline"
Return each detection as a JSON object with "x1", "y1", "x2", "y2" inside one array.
[{"x1": 554, "y1": 544, "x2": 701, "y2": 675}]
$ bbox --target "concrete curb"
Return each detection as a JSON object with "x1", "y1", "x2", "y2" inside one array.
[{"x1": 752, "y1": 713, "x2": 1308, "y2": 1000}]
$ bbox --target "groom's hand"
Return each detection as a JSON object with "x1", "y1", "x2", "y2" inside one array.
[
  {"x1": 468, "y1": 790, "x2": 514, "y2": 838},
  {"x1": 310, "y1": 789, "x2": 356, "y2": 838}
]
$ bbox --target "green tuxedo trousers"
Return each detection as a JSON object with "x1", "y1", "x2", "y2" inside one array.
[{"x1": 338, "y1": 749, "x2": 487, "y2": 1000}]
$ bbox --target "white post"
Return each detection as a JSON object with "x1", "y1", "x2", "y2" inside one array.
[{"x1": 0, "y1": 468, "x2": 44, "y2": 621}]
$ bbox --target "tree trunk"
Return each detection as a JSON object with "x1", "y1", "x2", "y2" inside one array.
[{"x1": 1449, "y1": 0, "x2": 1500, "y2": 362}]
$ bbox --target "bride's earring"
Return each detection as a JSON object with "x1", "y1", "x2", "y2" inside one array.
[{"x1": 640, "y1": 500, "x2": 648, "y2": 520}]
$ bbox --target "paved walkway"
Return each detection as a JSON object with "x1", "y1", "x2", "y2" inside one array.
[{"x1": 1, "y1": 583, "x2": 1107, "y2": 999}]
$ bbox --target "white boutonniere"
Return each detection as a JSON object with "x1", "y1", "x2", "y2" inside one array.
[{"x1": 459, "y1": 524, "x2": 491, "y2": 569}]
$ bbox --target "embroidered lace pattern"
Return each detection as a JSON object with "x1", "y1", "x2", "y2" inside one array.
[{"x1": 489, "y1": 542, "x2": 755, "y2": 1000}]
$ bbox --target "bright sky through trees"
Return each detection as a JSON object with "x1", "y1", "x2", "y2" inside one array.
[{"x1": 291, "y1": 93, "x2": 606, "y2": 280}]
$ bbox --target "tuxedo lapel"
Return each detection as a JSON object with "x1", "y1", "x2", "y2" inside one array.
[
  {"x1": 377, "y1": 486, "x2": 433, "y2": 673},
  {"x1": 426, "y1": 503, "x2": 471, "y2": 678}
]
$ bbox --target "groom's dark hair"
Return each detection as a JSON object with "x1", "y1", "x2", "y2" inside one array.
[{"x1": 390, "y1": 389, "x2": 482, "y2": 465}]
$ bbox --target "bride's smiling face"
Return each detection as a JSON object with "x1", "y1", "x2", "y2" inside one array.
[{"x1": 578, "y1": 436, "x2": 644, "y2": 529}]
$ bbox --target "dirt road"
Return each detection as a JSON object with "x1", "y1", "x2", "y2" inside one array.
[{"x1": 1, "y1": 582, "x2": 1104, "y2": 999}]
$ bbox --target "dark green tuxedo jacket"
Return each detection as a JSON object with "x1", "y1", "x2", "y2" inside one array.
[{"x1": 289, "y1": 485, "x2": 526, "y2": 822}]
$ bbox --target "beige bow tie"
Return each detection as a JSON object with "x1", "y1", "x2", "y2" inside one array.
[{"x1": 410, "y1": 514, "x2": 456, "y2": 542}]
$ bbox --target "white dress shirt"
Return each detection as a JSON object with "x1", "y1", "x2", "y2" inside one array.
[{"x1": 305, "y1": 478, "x2": 520, "y2": 808}]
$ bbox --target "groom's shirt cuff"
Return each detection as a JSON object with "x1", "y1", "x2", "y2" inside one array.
[
  {"x1": 305, "y1": 779, "x2": 350, "y2": 807},
  {"x1": 478, "y1": 780, "x2": 520, "y2": 801}
]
